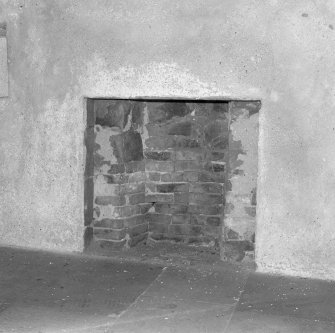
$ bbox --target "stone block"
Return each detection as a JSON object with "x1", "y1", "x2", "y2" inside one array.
[
  {"x1": 93, "y1": 227, "x2": 126, "y2": 241},
  {"x1": 154, "y1": 203, "x2": 189, "y2": 214},
  {"x1": 189, "y1": 193, "x2": 223, "y2": 205},
  {"x1": 95, "y1": 195, "x2": 126, "y2": 206},
  {"x1": 144, "y1": 151, "x2": 172, "y2": 161},
  {"x1": 145, "y1": 160, "x2": 174, "y2": 172},
  {"x1": 156, "y1": 183, "x2": 189, "y2": 193},
  {"x1": 189, "y1": 182, "x2": 223, "y2": 194},
  {"x1": 146, "y1": 193, "x2": 174, "y2": 203},
  {"x1": 127, "y1": 192, "x2": 145, "y2": 205},
  {"x1": 172, "y1": 214, "x2": 190, "y2": 224},
  {"x1": 146, "y1": 213, "x2": 172, "y2": 224}
]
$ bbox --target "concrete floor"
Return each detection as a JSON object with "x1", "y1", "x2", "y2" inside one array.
[{"x1": 1, "y1": 246, "x2": 335, "y2": 332}]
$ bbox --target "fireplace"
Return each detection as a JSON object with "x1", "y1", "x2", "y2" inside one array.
[{"x1": 84, "y1": 99, "x2": 260, "y2": 261}]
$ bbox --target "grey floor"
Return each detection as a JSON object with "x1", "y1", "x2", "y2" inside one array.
[{"x1": 0, "y1": 246, "x2": 335, "y2": 332}]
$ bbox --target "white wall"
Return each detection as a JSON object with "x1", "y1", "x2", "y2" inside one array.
[{"x1": 0, "y1": 0, "x2": 335, "y2": 279}]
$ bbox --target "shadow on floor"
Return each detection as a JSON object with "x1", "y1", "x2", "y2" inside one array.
[{"x1": 0, "y1": 245, "x2": 334, "y2": 332}]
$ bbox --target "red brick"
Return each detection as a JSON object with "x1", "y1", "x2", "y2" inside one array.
[
  {"x1": 93, "y1": 228, "x2": 126, "y2": 241},
  {"x1": 128, "y1": 172, "x2": 147, "y2": 183},
  {"x1": 168, "y1": 224, "x2": 203, "y2": 237},
  {"x1": 95, "y1": 195, "x2": 126, "y2": 206},
  {"x1": 174, "y1": 192, "x2": 189, "y2": 203},
  {"x1": 189, "y1": 204, "x2": 223, "y2": 215},
  {"x1": 175, "y1": 149, "x2": 203, "y2": 161},
  {"x1": 154, "y1": 203, "x2": 189, "y2": 214},
  {"x1": 138, "y1": 203, "x2": 153, "y2": 214},
  {"x1": 122, "y1": 214, "x2": 146, "y2": 227},
  {"x1": 146, "y1": 193, "x2": 174, "y2": 203},
  {"x1": 119, "y1": 183, "x2": 145, "y2": 194},
  {"x1": 113, "y1": 205, "x2": 141, "y2": 218},
  {"x1": 144, "y1": 151, "x2": 173, "y2": 161},
  {"x1": 125, "y1": 160, "x2": 145, "y2": 173},
  {"x1": 172, "y1": 214, "x2": 190, "y2": 224},
  {"x1": 146, "y1": 213, "x2": 172, "y2": 224},
  {"x1": 175, "y1": 160, "x2": 199, "y2": 171},
  {"x1": 156, "y1": 183, "x2": 189, "y2": 193},
  {"x1": 127, "y1": 223, "x2": 148, "y2": 237},
  {"x1": 189, "y1": 182, "x2": 223, "y2": 194},
  {"x1": 189, "y1": 193, "x2": 223, "y2": 205},
  {"x1": 147, "y1": 172, "x2": 161, "y2": 181},
  {"x1": 149, "y1": 222, "x2": 169, "y2": 234},
  {"x1": 146, "y1": 160, "x2": 174, "y2": 172},
  {"x1": 93, "y1": 218, "x2": 124, "y2": 229},
  {"x1": 127, "y1": 192, "x2": 145, "y2": 205},
  {"x1": 161, "y1": 172, "x2": 184, "y2": 182}
]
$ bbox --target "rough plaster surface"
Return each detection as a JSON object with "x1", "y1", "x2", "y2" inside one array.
[
  {"x1": 0, "y1": 0, "x2": 335, "y2": 279},
  {"x1": 225, "y1": 106, "x2": 259, "y2": 242},
  {"x1": 0, "y1": 37, "x2": 8, "y2": 97}
]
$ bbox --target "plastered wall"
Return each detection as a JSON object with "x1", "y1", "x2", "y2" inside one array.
[{"x1": 0, "y1": 0, "x2": 334, "y2": 279}]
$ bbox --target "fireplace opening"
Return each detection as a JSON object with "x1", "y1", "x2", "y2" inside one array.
[{"x1": 84, "y1": 99, "x2": 260, "y2": 262}]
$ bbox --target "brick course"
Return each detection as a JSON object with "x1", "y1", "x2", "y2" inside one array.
[{"x1": 86, "y1": 99, "x2": 259, "y2": 258}]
